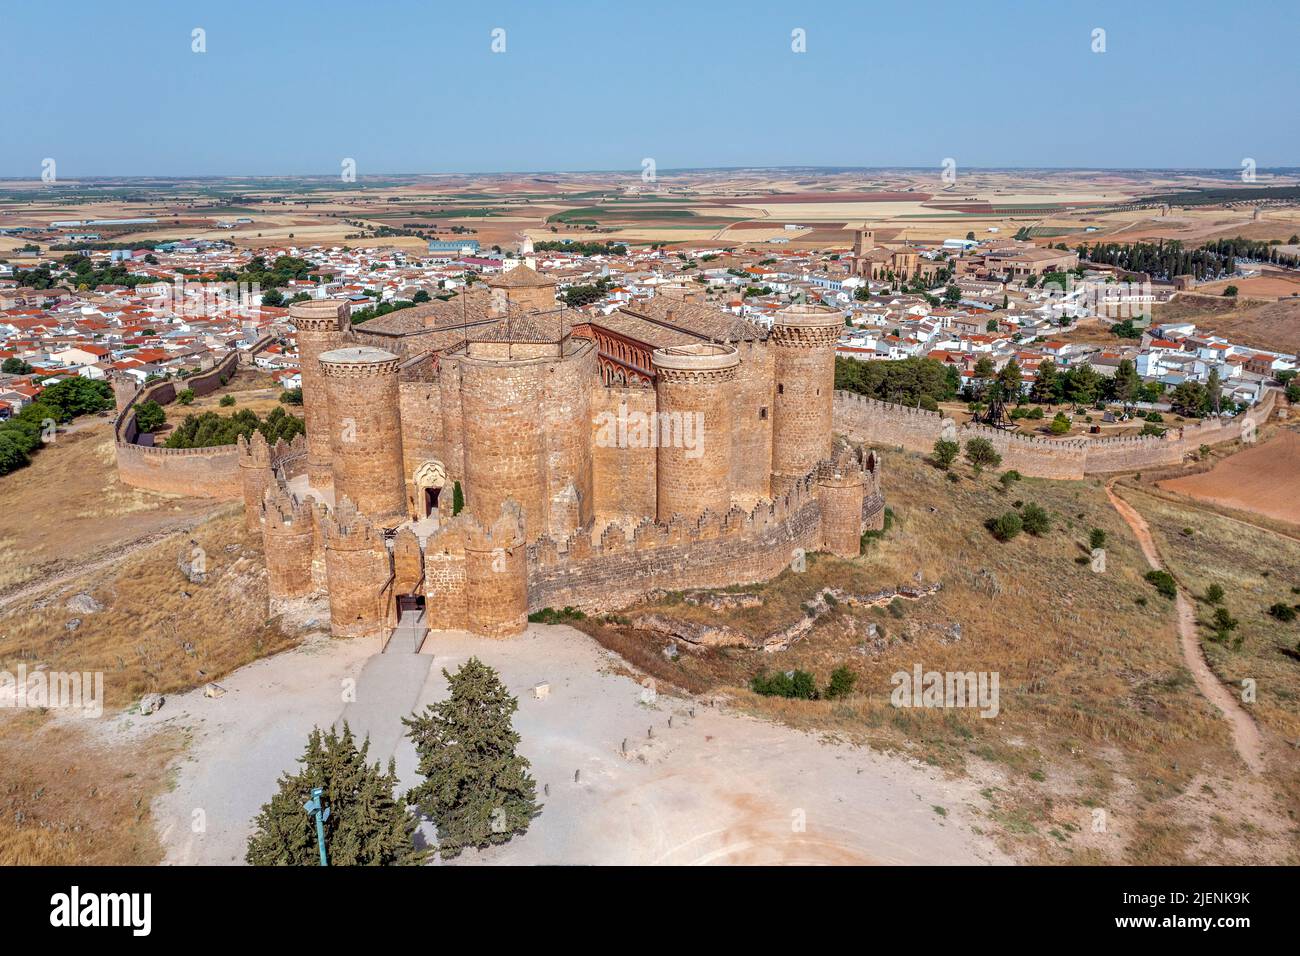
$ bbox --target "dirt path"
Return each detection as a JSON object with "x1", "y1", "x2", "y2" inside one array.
[
  {"x1": 0, "y1": 520, "x2": 209, "y2": 611},
  {"x1": 1105, "y1": 482, "x2": 1266, "y2": 773}
]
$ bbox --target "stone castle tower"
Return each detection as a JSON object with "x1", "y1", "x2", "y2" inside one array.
[
  {"x1": 261, "y1": 484, "x2": 316, "y2": 605},
  {"x1": 487, "y1": 264, "x2": 557, "y2": 317},
  {"x1": 651, "y1": 343, "x2": 740, "y2": 522},
  {"x1": 320, "y1": 498, "x2": 392, "y2": 639},
  {"x1": 814, "y1": 444, "x2": 877, "y2": 558},
  {"x1": 289, "y1": 299, "x2": 348, "y2": 490},
  {"x1": 318, "y1": 346, "x2": 406, "y2": 523},
  {"x1": 770, "y1": 303, "x2": 843, "y2": 492},
  {"x1": 451, "y1": 325, "x2": 595, "y2": 542}
]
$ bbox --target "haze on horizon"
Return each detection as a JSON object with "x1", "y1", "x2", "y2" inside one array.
[{"x1": 2, "y1": 0, "x2": 1297, "y2": 178}]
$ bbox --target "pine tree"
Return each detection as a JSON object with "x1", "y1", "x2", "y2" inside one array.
[
  {"x1": 246, "y1": 723, "x2": 427, "y2": 866},
  {"x1": 403, "y1": 657, "x2": 541, "y2": 859}
]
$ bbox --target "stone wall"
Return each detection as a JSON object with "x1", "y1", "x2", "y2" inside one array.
[
  {"x1": 832, "y1": 389, "x2": 1282, "y2": 479},
  {"x1": 114, "y1": 441, "x2": 243, "y2": 497},
  {"x1": 113, "y1": 338, "x2": 273, "y2": 497},
  {"x1": 590, "y1": 385, "x2": 657, "y2": 524},
  {"x1": 525, "y1": 470, "x2": 874, "y2": 614},
  {"x1": 730, "y1": 339, "x2": 775, "y2": 498}
]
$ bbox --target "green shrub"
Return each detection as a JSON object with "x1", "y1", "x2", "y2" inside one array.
[
  {"x1": 1267, "y1": 603, "x2": 1296, "y2": 623},
  {"x1": 1020, "y1": 503, "x2": 1051, "y2": 536},
  {"x1": 824, "y1": 666, "x2": 857, "y2": 700},
  {"x1": 1088, "y1": 528, "x2": 1106, "y2": 550},
  {"x1": 134, "y1": 399, "x2": 166, "y2": 433},
  {"x1": 1204, "y1": 583, "x2": 1225, "y2": 604},
  {"x1": 987, "y1": 511, "x2": 1023, "y2": 542},
  {"x1": 964, "y1": 436, "x2": 1002, "y2": 474},
  {"x1": 528, "y1": 606, "x2": 586, "y2": 624},
  {"x1": 751, "y1": 670, "x2": 819, "y2": 700},
  {"x1": 177, "y1": 388, "x2": 195, "y2": 405},
  {"x1": 219, "y1": 394, "x2": 236, "y2": 407},
  {"x1": 163, "y1": 405, "x2": 303, "y2": 449},
  {"x1": 1145, "y1": 569, "x2": 1177, "y2": 599},
  {"x1": 932, "y1": 438, "x2": 959, "y2": 470}
]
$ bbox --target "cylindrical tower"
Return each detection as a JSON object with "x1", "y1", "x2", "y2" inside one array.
[
  {"x1": 237, "y1": 431, "x2": 273, "y2": 533},
  {"x1": 290, "y1": 299, "x2": 349, "y2": 490},
  {"x1": 543, "y1": 341, "x2": 596, "y2": 536},
  {"x1": 261, "y1": 487, "x2": 315, "y2": 603},
  {"x1": 650, "y1": 343, "x2": 739, "y2": 522},
  {"x1": 814, "y1": 460, "x2": 866, "y2": 559},
  {"x1": 770, "y1": 303, "x2": 843, "y2": 492},
  {"x1": 459, "y1": 353, "x2": 548, "y2": 541},
  {"x1": 322, "y1": 507, "x2": 391, "y2": 640},
  {"x1": 464, "y1": 503, "x2": 528, "y2": 638},
  {"x1": 318, "y1": 346, "x2": 406, "y2": 523}
]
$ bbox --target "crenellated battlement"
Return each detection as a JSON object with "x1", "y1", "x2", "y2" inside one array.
[
  {"x1": 320, "y1": 497, "x2": 387, "y2": 551},
  {"x1": 833, "y1": 388, "x2": 1282, "y2": 479},
  {"x1": 262, "y1": 482, "x2": 313, "y2": 533}
]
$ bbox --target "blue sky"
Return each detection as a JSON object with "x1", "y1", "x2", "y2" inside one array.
[{"x1": 2, "y1": 0, "x2": 1297, "y2": 176}]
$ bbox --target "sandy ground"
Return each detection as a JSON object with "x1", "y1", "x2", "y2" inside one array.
[
  {"x1": 1159, "y1": 430, "x2": 1300, "y2": 526},
  {"x1": 119, "y1": 625, "x2": 1008, "y2": 866}
]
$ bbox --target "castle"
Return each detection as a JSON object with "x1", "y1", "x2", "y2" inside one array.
[{"x1": 238, "y1": 265, "x2": 886, "y2": 648}]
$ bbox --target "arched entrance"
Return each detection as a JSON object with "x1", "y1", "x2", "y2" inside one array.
[{"x1": 414, "y1": 459, "x2": 446, "y2": 518}]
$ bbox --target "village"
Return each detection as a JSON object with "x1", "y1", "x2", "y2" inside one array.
[{"x1": 3, "y1": 222, "x2": 1296, "y2": 450}]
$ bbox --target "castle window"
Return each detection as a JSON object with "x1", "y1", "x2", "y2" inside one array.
[
  {"x1": 760, "y1": 407, "x2": 767, "y2": 420},
  {"x1": 777, "y1": 383, "x2": 784, "y2": 395}
]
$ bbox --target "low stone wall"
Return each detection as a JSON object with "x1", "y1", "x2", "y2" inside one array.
[
  {"x1": 113, "y1": 337, "x2": 273, "y2": 497},
  {"x1": 114, "y1": 441, "x2": 242, "y2": 497},
  {"x1": 833, "y1": 388, "x2": 1281, "y2": 479},
  {"x1": 526, "y1": 476, "x2": 826, "y2": 613}
]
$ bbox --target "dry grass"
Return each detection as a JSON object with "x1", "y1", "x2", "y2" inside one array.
[
  {"x1": 1124, "y1": 483, "x2": 1300, "y2": 751},
  {"x1": 0, "y1": 422, "x2": 221, "y2": 593},
  {"x1": 578, "y1": 447, "x2": 1298, "y2": 863},
  {"x1": 0, "y1": 709, "x2": 184, "y2": 865},
  {"x1": 0, "y1": 503, "x2": 303, "y2": 866},
  {"x1": 163, "y1": 368, "x2": 291, "y2": 424},
  {"x1": 0, "y1": 512, "x2": 296, "y2": 710}
]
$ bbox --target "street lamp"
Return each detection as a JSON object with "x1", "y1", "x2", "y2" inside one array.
[{"x1": 303, "y1": 787, "x2": 330, "y2": 866}]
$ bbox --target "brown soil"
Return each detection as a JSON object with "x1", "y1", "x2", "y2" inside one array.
[{"x1": 1159, "y1": 430, "x2": 1300, "y2": 526}]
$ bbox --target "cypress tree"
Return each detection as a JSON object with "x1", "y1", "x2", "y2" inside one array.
[
  {"x1": 246, "y1": 723, "x2": 426, "y2": 866},
  {"x1": 403, "y1": 657, "x2": 541, "y2": 859}
]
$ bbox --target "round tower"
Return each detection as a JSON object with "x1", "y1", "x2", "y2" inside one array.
[
  {"x1": 322, "y1": 502, "x2": 391, "y2": 640},
  {"x1": 261, "y1": 486, "x2": 315, "y2": 603},
  {"x1": 650, "y1": 343, "x2": 740, "y2": 522},
  {"x1": 318, "y1": 346, "x2": 406, "y2": 523},
  {"x1": 237, "y1": 431, "x2": 273, "y2": 533},
  {"x1": 459, "y1": 351, "x2": 547, "y2": 539},
  {"x1": 814, "y1": 453, "x2": 866, "y2": 559},
  {"x1": 455, "y1": 333, "x2": 594, "y2": 542},
  {"x1": 464, "y1": 502, "x2": 528, "y2": 638},
  {"x1": 290, "y1": 298, "x2": 349, "y2": 490},
  {"x1": 770, "y1": 303, "x2": 843, "y2": 492}
]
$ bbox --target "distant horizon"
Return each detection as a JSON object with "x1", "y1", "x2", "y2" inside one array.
[
  {"x1": 4, "y1": 0, "x2": 1298, "y2": 177},
  {"x1": 3, "y1": 164, "x2": 1300, "y2": 183}
]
